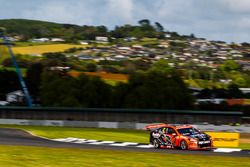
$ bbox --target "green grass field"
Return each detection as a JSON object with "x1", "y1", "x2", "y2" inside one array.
[
  {"x1": 1, "y1": 125, "x2": 250, "y2": 149},
  {"x1": 0, "y1": 145, "x2": 249, "y2": 167},
  {"x1": 0, "y1": 125, "x2": 148, "y2": 143}
]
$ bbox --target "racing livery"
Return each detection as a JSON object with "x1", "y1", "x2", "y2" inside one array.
[{"x1": 145, "y1": 123, "x2": 214, "y2": 150}]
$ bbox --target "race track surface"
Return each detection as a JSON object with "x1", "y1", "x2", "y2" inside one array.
[{"x1": 0, "y1": 128, "x2": 249, "y2": 157}]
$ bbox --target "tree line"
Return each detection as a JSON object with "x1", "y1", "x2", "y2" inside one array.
[
  {"x1": 25, "y1": 63, "x2": 194, "y2": 109},
  {"x1": 0, "y1": 61, "x2": 194, "y2": 109},
  {"x1": 0, "y1": 19, "x2": 180, "y2": 42},
  {"x1": 1, "y1": 63, "x2": 249, "y2": 114}
]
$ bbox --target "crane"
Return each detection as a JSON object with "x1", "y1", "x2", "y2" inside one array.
[{"x1": 0, "y1": 28, "x2": 33, "y2": 107}]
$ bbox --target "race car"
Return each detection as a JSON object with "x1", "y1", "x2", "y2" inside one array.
[{"x1": 145, "y1": 123, "x2": 214, "y2": 150}]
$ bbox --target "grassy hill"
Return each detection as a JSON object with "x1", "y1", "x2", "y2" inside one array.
[
  {"x1": 0, "y1": 19, "x2": 80, "y2": 39},
  {"x1": 0, "y1": 18, "x2": 170, "y2": 41}
]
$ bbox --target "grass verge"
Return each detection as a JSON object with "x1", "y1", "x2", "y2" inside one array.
[
  {"x1": 0, "y1": 125, "x2": 148, "y2": 143},
  {"x1": 0, "y1": 145, "x2": 249, "y2": 167}
]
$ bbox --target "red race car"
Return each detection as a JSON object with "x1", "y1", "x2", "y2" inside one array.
[{"x1": 145, "y1": 123, "x2": 214, "y2": 150}]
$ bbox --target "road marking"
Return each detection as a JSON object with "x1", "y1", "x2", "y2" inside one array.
[
  {"x1": 214, "y1": 148, "x2": 242, "y2": 153},
  {"x1": 110, "y1": 142, "x2": 139, "y2": 147},
  {"x1": 73, "y1": 139, "x2": 88, "y2": 143},
  {"x1": 53, "y1": 138, "x2": 78, "y2": 142},
  {"x1": 85, "y1": 140, "x2": 98, "y2": 142},
  {"x1": 53, "y1": 138, "x2": 68, "y2": 142},
  {"x1": 136, "y1": 145, "x2": 154, "y2": 148},
  {"x1": 52, "y1": 138, "x2": 245, "y2": 153},
  {"x1": 89, "y1": 141, "x2": 115, "y2": 145}
]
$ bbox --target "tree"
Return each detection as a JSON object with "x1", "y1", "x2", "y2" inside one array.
[
  {"x1": 40, "y1": 72, "x2": 112, "y2": 107},
  {"x1": 0, "y1": 70, "x2": 21, "y2": 99},
  {"x1": 234, "y1": 76, "x2": 246, "y2": 87},
  {"x1": 76, "y1": 75, "x2": 112, "y2": 107},
  {"x1": 227, "y1": 84, "x2": 243, "y2": 98},
  {"x1": 26, "y1": 63, "x2": 44, "y2": 103},
  {"x1": 149, "y1": 59, "x2": 174, "y2": 74},
  {"x1": 138, "y1": 19, "x2": 150, "y2": 26},
  {"x1": 2, "y1": 58, "x2": 30, "y2": 68},
  {"x1": 96, "y1": 25, "x2": 108, "y2": 36},
  {"x1": 121, "y1": 61, "x2": 136, "y2": 74},
  {"x1": 42, "y1": 52, "x2": 68, "y2": 67},
  {"x1": 86, "y1": 63, "x2": 97, "y2": 72},
  {"x1": 190, "y1": 33, "x2": 196, "y2": 38},
  {"x1": 155, "y1": 22, "x2": 164, "y2": 32},
  {"x1": 111, "y1": 24, "x2": 135, "y2": 38},
  {"x1": 138, "y1": 19, "x2": 156, "y2": 38},
  {"x1": 219, "y1": 60, "x2": 240, "y2": 72},
  {"x1": 114, "y1": 71, "x2": 194, "y2": 109}
]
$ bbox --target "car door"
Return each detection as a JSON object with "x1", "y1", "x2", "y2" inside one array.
[{"x1": 166, "y1": 127, "x2": 178, "y2": 145}]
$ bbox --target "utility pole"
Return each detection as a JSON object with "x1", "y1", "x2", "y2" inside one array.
[{"x1": 0, "y1": 29, "x2": 33, "y2": 107}]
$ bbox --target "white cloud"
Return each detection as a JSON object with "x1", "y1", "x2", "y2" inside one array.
[
  {"x1": 106, "y1": 0, "x2": 134, "y2": 21},
  {"x1": 222, "y1": 0, "x2": 250, "y2": 13},
  {"x1": 21, "y1": 1, "x2": 96, "y2": 25},
  {"x1": 23, "y1": 4, "x2": 72, "y2": 23},
  {"x1": 141, "y1": 0, "x2": 250, "y2": 42}
]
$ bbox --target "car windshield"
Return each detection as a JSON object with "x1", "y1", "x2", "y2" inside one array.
[{"x1": 177, "y1": 128, "x2": 200, "y2": 136}]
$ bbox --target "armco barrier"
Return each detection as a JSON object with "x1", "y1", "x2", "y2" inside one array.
[
  {"x1": 0, "y1": 119, "x2": 249, "y2": 133},
  {"x1": 0, "y1": 107, "x2": 243, "y2": 124}
]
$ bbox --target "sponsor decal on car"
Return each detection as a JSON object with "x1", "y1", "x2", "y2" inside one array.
[{"x1": 198, "y1": 141, "x2": 211, "y2": 144}]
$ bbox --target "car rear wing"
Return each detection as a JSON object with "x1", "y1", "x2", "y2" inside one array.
[{"x1": 144, "y1": 123, "x2": 168, "y2": 131}]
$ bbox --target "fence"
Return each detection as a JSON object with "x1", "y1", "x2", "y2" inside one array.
[{"x1": 0, "y1": 107, "x2": 242, "y2": 124}]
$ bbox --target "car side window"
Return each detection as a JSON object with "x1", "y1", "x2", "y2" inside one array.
[
  {"x1": 158, "y1": 128, "x2": 166, "y2": 134},
  {"x1": 167, "y1": 128, "x2": 176, "y2": 135}
]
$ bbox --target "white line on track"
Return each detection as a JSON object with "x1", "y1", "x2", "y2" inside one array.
[
  {"x1": 110, "y1": 142, "x2": 138, "y2": 147},
  {"x1": 89, "y1": 141, "x2": 115, "y2": 145},
  {"x1": 214, "y1": 148, "x2": 242, "y2": 153},
  {"x1": 52, "y1": 138, "x2": 244, "y2": 153},
  {"x1": 85, "y1": 140, "x2": 98, "y2": 142},
  {"x1": 53, "y1": 138, "x2": 78, "y2": 142},
  {"x1": 136, "y1": 145, "x2": 154, "y2": 148}
]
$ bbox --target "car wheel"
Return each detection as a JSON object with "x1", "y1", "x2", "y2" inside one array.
[
  {"x1": 153, "y1": 139, "x2": 160, "y2": 148},
  {"x1": 180, "y1": 140, "x2": 188, "y2": 150}
]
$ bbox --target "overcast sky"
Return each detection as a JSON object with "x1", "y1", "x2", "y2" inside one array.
[{"x1": 0, "y1": 0, "x2": 249, "y2": 43}]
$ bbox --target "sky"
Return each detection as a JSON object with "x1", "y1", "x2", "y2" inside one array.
[{"x1": 0, "y1": 0, "x2": 249, "y2": 43}]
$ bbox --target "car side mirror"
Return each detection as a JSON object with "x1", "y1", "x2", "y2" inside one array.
[{"x1": 172, "y1": 133, "x2": 177, "y2": 136}]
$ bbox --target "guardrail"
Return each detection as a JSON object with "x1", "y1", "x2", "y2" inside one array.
[
  {"x1": 0, "y1": 119, "x2": 249, "y2": 133},
  {"x1": 0, "y1": 107, "x2": 243, "y2": 124}
]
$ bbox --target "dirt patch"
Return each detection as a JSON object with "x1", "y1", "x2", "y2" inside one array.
[
  {"x1": 240, "y1": 133, "x2": 250, "y2": 143},
  {"x1": 69, "y1": 71, "x2": 128, "y2": 81},
  {"x1": 240, "y1": 133, "x2": 250, "y2": 138},
  {"x1": 240, "y1": 139, "x2": 250, "y2": 143}
]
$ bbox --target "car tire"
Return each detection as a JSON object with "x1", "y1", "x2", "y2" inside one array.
[
  {"x1": 153, "y1": 139, "x2": 160, "y2": 149},
  {"x1": 180, "y1": 140, "x2": 188, "y2": 150}
]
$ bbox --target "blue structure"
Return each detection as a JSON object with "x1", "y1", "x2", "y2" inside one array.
[{"x1": 0, "y1": 32, "x2": 33, "y2": 107}]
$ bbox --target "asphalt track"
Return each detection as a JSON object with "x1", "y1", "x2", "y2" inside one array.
[{"x1": 0, "y1": 128, "x2": 249, "y2": 157}]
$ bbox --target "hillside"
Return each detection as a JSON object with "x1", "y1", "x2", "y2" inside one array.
[
  {"x1": 0, "y1": 19, "x2": 174, "y2": 41},
  {"x1": 1, "y1": 19, "x2": 250, "y2": 89},
  {"x1": 0, "y1": 19, "x2": 80, "y2": 39}
]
